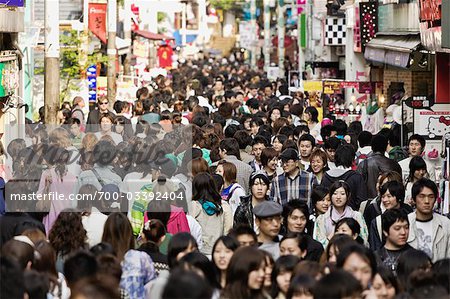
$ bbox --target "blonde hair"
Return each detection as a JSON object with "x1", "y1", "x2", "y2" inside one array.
[
  {"x1": 49, "y1": 127, "x2": 72, "y2": 148},
  {"x1": 81, "y1": 133, "x2": 98, "y2": 151}
]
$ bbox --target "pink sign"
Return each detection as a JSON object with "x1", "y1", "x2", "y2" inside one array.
[{"x1": 297, "y1": 0, "x2": 306, "y2": 14}]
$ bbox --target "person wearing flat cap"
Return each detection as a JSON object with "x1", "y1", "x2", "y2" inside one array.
[
  {"x1": 270, "y1": 148, "x2": 317, "y2": 207},
  {"x1": 253, "y1": 200, "x2": 283, "y2": 260}
]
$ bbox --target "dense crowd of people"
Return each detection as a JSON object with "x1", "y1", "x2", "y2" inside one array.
[{"x1": 0, "y1": 58, "x2": 449, "y2": 299}]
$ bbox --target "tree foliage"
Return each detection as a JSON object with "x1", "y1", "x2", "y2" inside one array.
[
  {"x1": 59, "y1": 30, "x2": 108, "y2": 101},
  {"x1": 210, "y1": 0, "x2": 236, "y2": 10}
]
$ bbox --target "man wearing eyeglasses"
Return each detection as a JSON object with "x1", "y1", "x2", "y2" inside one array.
[
  {"x1": 85, "y1": 97, "x2": 116, "y2": 133},
  {"x1": 270, "y1": 148, "x2": 317, "y2": 208}
]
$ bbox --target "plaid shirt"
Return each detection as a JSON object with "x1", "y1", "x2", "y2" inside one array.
[{"x1": 270, "y1": 168, "x2": 317, "y2": 207}]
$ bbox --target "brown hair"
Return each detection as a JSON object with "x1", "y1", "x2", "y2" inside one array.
[
  {"x1": 49, "y1": 127, "x2": 72, "y2": 148},
  {"x1": 190, "y1": 157, "x2": 209, "y2": 177},
  {"x1": 260, "y1": 147, "x2": 279, "y2": 167},
  {"x1": 134, "y1": 100, "x2": 144, "y2": 116},
  {"x1": 142, "y1": 219, "x2": 166, "y2": 243},
  {"x1": 218, "y1": 160, "x2": 237, "y2": 184},
  {"x1": 21, "y1": 228, "x2": 46, "y2": 245},
  {"x1": 81, "y1": 133, "x2": 99, "y2": 151},
  {"x1": 101, "y1": 213, "x2": 134, "y2": 261},
  {"x1": 377, "y1": 171, "x2": 403, "y2": 193},
  {"x1": 49, "y1": 209, "x2": 87, "y2": 256},
  {"x1": 309, "y1": 148, "x2": 328, "y2": 165},
  {"x1": 99, "y1": 113, "x2": 114, "y2": 124},
  {"x1": 273, "y1": 117, "x2": 290, "y2": 135}
]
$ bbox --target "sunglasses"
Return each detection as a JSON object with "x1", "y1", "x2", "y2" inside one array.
[{"x1": 100, "y1": 102, "x2": 108, "y2": 105}]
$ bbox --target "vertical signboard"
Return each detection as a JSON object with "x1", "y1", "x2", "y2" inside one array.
[
  {"x1": 360, "y1": 2, "x2": 378, "y2": 51},
  {"x1": 88, "y1": 3, "x2": 107, "y2": 44}
]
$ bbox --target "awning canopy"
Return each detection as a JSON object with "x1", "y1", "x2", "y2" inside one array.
[
  {"x1": 364, "y1": 34, "x2": 421, "y2": 68},
  {"x1": 133, "y1": 29, "x2": 174, "y2": 40}
]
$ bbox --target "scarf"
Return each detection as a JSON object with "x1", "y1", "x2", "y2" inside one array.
[{"x1": 325, "y1": 205, "x2": 355, "y2": 235}]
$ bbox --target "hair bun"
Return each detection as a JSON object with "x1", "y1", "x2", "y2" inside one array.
[{"x1": 157, "y1": 176, "x2": 167, "y2": 185}]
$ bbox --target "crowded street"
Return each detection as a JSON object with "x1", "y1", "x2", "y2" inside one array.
[{"x1": 0, "y1": 0, "x2": 449, "y2": 298}]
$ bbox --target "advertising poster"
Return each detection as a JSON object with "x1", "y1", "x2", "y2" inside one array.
[{"x1": 414, "y1": 104, "x2": 450, "y2": 139}]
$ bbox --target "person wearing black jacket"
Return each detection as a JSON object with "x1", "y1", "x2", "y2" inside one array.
[
  {"x1": 321, "y1": 144, "x2": 367, "y2": 210},
  {"x1": 85, "y1": 97, "x2": 115, "y2": 133},
  {"x1": 356, "y1": 134, "x2": 402, "y2": 199}
]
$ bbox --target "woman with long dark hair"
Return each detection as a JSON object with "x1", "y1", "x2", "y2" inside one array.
[
  {"x1": 191, "y1": 172, "x2": 232, "y2": 257},
  {"x1": 48, "y1": 209, "x2": 87, "y2": 272},
  {"x1": 222, "y1": 246, "x2": 267, "y2": 299},
  {"x1": 212, "y1": 236, "x2": 239, "y2": 288},
  {"x1": 313, "y1": 181, "x2": 368, "y2": 248}
]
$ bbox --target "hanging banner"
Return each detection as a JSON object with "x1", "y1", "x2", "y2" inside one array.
[
  {"x1": 89, "y1": 3, "x2": 107, "y2": 44},
  {"x1": 359, "y1": 2, "x2": 378, "y2": 51}
]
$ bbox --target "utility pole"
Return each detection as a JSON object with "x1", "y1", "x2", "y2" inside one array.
[
  {"x1": 107, "y1": 0, "x2": 117, "y2": 103},
  {"x1": 44, "y1": 0, "x2": 60, "y2": 125},
  {"x1": 123, "y1": 0, "x2": 132, "y2": 75},
  {"x1": 198, "y1": 0, "x2": 207, "y2": 49},
  {"x1": 250, "y1": 0, "x2": 257, "y2": 69},
  {"x1": 278, "y1": 0, "x2": 285, "y2": 79},
  {"x1": 263, "y1": 0, "x2": 271, "y2": 72}
]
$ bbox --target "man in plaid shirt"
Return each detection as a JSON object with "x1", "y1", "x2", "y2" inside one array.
[{"x1": 270, "y1": 148, "x2": 317, "y2": 208}]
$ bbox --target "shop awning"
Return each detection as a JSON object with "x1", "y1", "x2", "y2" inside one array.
[
  {"x1": 364, "y1": 34, "x2": 421, "y2": 68},
  {"x1": 133, "y1": 29, "x2": 174, "y2": 40}
]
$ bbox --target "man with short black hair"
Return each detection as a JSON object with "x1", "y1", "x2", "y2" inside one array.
[
  {"x1": 375, "y1": 208, "x2": 412, "y2": 273},
  {"x1": 270, "y1": 148, "x2": 317, "y2": 207},
  {"x1": 228, "y1": 224, "x2": 258, "y2": 247},
  {"x1": 356, "y1": 134, "x2": 402, "y2": 199},
  {"x1": 323, "y1": 137, "x2": 340, "y2": 169},
  {"x1": 356, "y1": 131, "x2": 372, "y2": 165},
  {"x1": 407, "y1": 178, "x2": 450, "y2": 262},
  {"x1": 387, "y1": 126, "x2": 407, "y2": 162},
  {"x1": 249, "y1": 135, "x2": 268, "y2": 171},
  {"x1": 298, "y1": 134, "x2": 315, "y2": 169},
  {"x1": 399, "y1": 134, "x2": 435, "y2": 181},
  {"x1": 234, "y1": 130, "x2": 255, "y2": 164},
  {"x1": 321, "y1": 144, "x2": 367, "y2": 210},
  {"x1": 86, "y1": 97, "x2": 115, "y2": 132}
]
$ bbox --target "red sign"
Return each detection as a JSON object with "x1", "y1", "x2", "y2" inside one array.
[
  {"x1": 157, "y1": 45, "x2": 173, "y2": 69},
  {"x1": 340, "y1": 82, "x2": 360, "y2": 89},
  {"x1": 89, "y1": 3, "x2": 107, "y2": 44}
]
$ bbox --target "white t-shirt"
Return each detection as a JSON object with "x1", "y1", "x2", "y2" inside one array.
[{"x1": 415, "y1": 218, "x2": 433, "y2": 258}]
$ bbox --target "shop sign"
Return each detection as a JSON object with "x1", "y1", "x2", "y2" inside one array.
[
  {"x1": 303, "y1": 81, "x2": 323, "y2": 92},
  {"x1": 0, "y1": 0, "x2": 24, "y2": 7},
  {"x1": 405, "y1": 96, "x2": 435, "y2": 111},
  {"x1": 340, "y1": 81, "x2": 360, "y2": 89},
  {"x1": 359, "y1": 2, "x2": 378, "y2": 51},
  {"x1": 323, "y1": 81, "x2": 341, "y2": 94},
  {"x1": 414, "y1": 104, "x2": 450, "y2": 139},
  {"x1": 88, "y1": 3, "x2": 107, "y2": 44}
]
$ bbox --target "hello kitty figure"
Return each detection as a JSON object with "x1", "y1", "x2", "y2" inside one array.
[{"x1": 427, "y1": 116, "x2": 450, "y2": 138}]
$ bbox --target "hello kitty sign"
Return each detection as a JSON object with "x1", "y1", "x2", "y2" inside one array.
[{"x1": 414, "y1": 104, "x2": 450, "y2": 140}]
